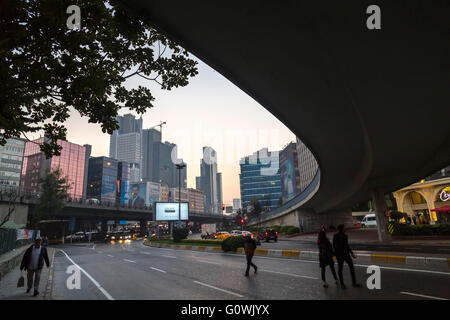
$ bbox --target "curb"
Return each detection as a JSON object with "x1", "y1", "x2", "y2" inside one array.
[
  {"x1": 43, "y1": 248, "x2": 56, "y2": 300},
  {"x1": 143, "y1": 241, "x2": 450, "y2": 269}
]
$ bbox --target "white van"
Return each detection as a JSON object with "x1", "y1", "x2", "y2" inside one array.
[{"x1": 361, "y1": 214, "x2": 377, "y2": 227}]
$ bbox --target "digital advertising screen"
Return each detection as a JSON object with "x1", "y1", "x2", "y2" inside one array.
[{"x1": 155, "y1": 202, "x2": 189, "y2": 221}]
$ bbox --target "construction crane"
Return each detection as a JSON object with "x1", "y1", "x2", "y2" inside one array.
[{"x1": 149, "y1": 121, "x2": 166, "y2": 139}]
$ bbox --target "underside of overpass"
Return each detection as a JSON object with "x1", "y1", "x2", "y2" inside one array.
[{"x1": 118, "y1": 1, "x2": 449, "y2": 239}]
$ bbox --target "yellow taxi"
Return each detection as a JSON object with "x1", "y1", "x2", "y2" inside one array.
[{"x1": 215, "y1": 231, "x2": 232, "y2": 240}]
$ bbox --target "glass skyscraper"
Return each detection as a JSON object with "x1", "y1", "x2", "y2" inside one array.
[
  {"x1": 239, "y1": 148, "x2": 282, "y2": 212},
  {"x1": 21, "y1": 137, "x2": 91, "y2": 199}
]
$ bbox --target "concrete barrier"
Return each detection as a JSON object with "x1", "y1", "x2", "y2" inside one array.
[
  {"x1": 142, "y1": 241, "x2": 449, "y2": 269},
  {"x1": 0, "y1": 245, "x2": 29, "y2": 279}
]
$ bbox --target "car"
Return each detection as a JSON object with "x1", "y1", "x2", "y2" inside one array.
[
  {"x1": 87, "y1": 198, "x2": 100, "y2": 205},
  {"x1": 258, "y1": 228, "x2": 278, "y2": 242},
  {"x1": 107, "y1": 231, "x2": 132, "y2": 242},
  {"x1": 240, "y1": 231, "x2": 261, "y2": 245},
  {"x1": 361, "y1": 214, "x2": 377, "y2": 228},
  {"x1": 215, "y1": 231, "x2": 232, "y2": 240},
  {"x1": 65, "y1": 231, "x2": 85, "y2": 242},
  {"x1": 353, "y1": 220, "x2": 362, "y2": 228},
  {"x1": 230, "y1": 230, "x2": 243, "y2": 236}
]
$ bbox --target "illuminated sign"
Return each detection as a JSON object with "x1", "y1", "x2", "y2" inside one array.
[
  {"x1": 155, "y1": 202, "x2": 189, "y2": 221},
  {"x1": 440, "y1": 187, "x2": 450, "y2": 202}
]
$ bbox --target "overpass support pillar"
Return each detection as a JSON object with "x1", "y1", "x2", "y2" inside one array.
[{"x1": 371, "y1": 189, "x2": 392, "y2": 243}]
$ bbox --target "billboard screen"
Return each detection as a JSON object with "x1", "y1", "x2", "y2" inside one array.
[
  {"x1": 121, "y1": 182, "x2": 147, "y2": 208},
  {"x1": 280, "y1": 144, "x2": 298, "y2": 201},
  {"x1": 155, "y1": 202, "x2": 189, "y2": 221}
]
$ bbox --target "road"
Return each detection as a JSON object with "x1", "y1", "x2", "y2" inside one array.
[{"x1": 49, "y1": 240, "x2": 450, "y2": 300}]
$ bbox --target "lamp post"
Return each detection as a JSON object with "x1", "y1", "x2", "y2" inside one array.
[{"x1": 176, "y1": 163, "x2": 186, "y2": 226}]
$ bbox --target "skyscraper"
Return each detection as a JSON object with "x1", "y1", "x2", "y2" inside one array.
[
  {"x1": 153, "y1": 141, "x2": 186, "y2": 189},
  {"x1": 239, "y1": 148, "x2": 282, "y2": 212},
  {"x1": 109, "y1": 114, "x2": 143, "y2": 182},
  {"x1": 197, "y1": 146, "x2": 221, "y2": 214},
  {"x1": 21, "y1": 137, "x2": 91, "y2": 199},
  {"x1": 141, "y1": 128, "x2": 162, "y2": 182},
  {"x1": 216, "y1": 172, "x2": 223, "y2": 212}
]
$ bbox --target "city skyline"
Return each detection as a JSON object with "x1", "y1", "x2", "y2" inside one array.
[{"x1": 24, "y1": 55, "x2": 296, "y2": 205}]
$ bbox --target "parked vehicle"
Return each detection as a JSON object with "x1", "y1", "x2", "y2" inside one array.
[
  {"x1": 353, "y1": 220, "x2": 362, "y2": 228},
  {"x1": 361, "y1": 214, "x2": 377, "y2": 228},
  {"x1": 65, "y1": 231, "x2": 85, "y2": 242}
]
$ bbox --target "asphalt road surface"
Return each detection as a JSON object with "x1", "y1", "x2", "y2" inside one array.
[{"x1": 50, "y1": 241, "x2": 450, "y2": 300}]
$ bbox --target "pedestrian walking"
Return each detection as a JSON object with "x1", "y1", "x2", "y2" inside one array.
[
  {"x1": 332, "y1": 224, "x2": 361, "y2": 289},
  {"x1": 244, "y1": 235, "x2": 258, "y2": 277},
  {"x1": 20, "y1": 238, "x2": 50, "y2": 297},
  {"x1": 317, "y1": 227, "x2": 339, "y2": 288}
]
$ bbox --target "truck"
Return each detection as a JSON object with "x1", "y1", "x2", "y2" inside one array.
[{"x1": 201, "y1": 224, "x2": 217, "y2": 239}]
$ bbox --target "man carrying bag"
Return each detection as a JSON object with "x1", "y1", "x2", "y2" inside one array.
[{"x1": 20, "y1": 238, "x2": 50, "y2": 297}]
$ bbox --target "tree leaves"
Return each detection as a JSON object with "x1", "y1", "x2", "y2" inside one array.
[{"x1": 0, "y1": 0, "x2": 198, "y2": 158}]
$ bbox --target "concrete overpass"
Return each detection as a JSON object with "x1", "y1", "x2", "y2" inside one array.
[{"x1": 119, "y1": 1, "x2": 450, "y2": 240}]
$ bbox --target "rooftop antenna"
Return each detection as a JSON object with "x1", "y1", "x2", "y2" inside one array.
[{"x1": 149, "y1": 121, "x2": 167, "y2": 139}]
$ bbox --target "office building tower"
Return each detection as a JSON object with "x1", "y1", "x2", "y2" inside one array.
[{"x1": 0, "y1": 138, "x2": 26, "y2": 192}]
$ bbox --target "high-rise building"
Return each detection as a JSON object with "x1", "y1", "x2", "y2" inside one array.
[
  {"x1": 21, "y1": 138, "x2": 91, "y2": 199},
  {"x1": 239, "y1": 148, "x2": 282, "y2": 212},
  {"x1": 87, "y1": 157, "x2": 119, "y2": 203},
  {"x1": 197, "y1": 147, "x2": 221, "y2": 214},
  {"x1": 296, "y1": 137, "x2": 319, "y2": 192},
  {"x1": 280, "y1": 142, "x2": 301, "y2": 202},
  {"x1": 109, "y1": 114, "x2": 143, "y2": 182},
  {"x1": 153, "y1": 141, "x2": 186, "y2": 188},
  {"x1": 216, "y1": 172, "x2": 223, "y2": 211},
  {"x1": 0, "y1": 138, "x2": 26, "y2": 192},
  {"x1": 141, "y1": 128, "x2": 162, "y2": 181}
]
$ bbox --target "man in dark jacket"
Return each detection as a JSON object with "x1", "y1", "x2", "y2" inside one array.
[
  {"x1": 333, "y1": 225, "x2": 360, "y2": 289},
  {"x1": 20, "y1": 238, "x2": 50, "y2": 296},
  {"x1": 244, "y1": 235, "x2": 258, "y2": 277}
]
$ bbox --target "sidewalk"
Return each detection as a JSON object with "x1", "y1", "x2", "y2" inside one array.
[
  {"x1": 0, "y1": 247, "x2": 55, "y2": 300},
  {"x1": 280, "y1": 228, "x2": 450, "y2": 245}
]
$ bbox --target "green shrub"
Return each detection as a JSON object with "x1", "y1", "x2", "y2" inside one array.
[
  {"x1": 221, "y1": 236, "x2": 245, "y2": 252},
  {"x1": 173, "y1": 228, "x2": 189, "y2": 242},
  {"x1": 391, "y1": 223, "x2": 449, "y2": 236},
  {"x1": 437, "y1": 224, "x2": 450, "y2": 235},
  {"x1": 285, "y1": 226, "x2": 300, "y2": 234}
]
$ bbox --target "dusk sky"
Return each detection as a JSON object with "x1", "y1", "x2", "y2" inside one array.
[{"x1": 29, "y1": 55, "x2": 296, "y2": 205}]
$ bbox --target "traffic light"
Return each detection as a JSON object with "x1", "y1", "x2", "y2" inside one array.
[
  {"x1": 222, "y1": 204, "x2": 225, "y2": 211},
  {"x1": 241, "y1": 219, "x2": 245, "y2": 224}
]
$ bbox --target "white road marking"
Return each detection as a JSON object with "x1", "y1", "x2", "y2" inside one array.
[
  {"x1": 139, "y1": 251, "x2": 152, "y2": 255},
  {"x1": 400, "y1": 291, "x2": 447, "y2": 300},
  {"x1": 123, "y1": 259, "x2": 136, "y2": 263},
  {"x1": 259, "y1": 269, "x2": 318, "y2": 280},
  {"x1": 162, "y1": 255, "x2": 176, "y2": 259},
  {"x1": 97, "y1": 251, "x2": 103, "y2": 253},
  {"x1": 142, "y1": 243, "x2": 450, "y2": 275},
  {"x1": 198, "y1": 260, "x2": 221, "y2": 265},
  {"x1": 193, "y1": 281, "x2": 244, "y2": 298},
  {"x1": 107, "y1": 254, "x2": 114, "y2": 258},
  {"x1": 59, "y1": 249, "x2": 114, "y2": 300},
  {"x1": 149, "y1": 267, "x2": 167, "y2": 273}
]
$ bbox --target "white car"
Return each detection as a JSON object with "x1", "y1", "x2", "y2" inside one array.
[
  {"x1": 361, "y1": 214, "x2": 377, "y2": 228},
  {"x1": 230, "y1": 230, "x2": 243, "y2": 236}
]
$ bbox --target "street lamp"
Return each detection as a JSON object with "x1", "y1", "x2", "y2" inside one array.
[{"x1": 176, "y1": 163, "x2": 186, "y2": 225}]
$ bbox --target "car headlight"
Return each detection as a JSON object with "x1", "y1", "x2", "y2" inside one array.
[{"x1": 111, "y1": 236, "x2": 115, "y2": 239}]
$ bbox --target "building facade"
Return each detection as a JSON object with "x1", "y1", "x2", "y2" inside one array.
[
  {"x1": 197, "y1": 147, "x2": 221, "y2": 214},
  {"x1": 141, "y1": 128, "x2": 162, "y2": 182},
  {"x1": 295, "y1": 137, "x2": 319, "y2": 192},
  {"x1": 393, "y1": 166, "x2": 450, "y2": 224},
  {"x1": 0, "y1": 138, "x2": 26, "y2": 192},
  {"x1": 109, "y1": 114, "x2": 143, "y2": 182},
  {"x1": 239, "y1": 148, "x2": 282, "y2": 212},
  {"x1": 232, "y1": 198, "x2": 241, "y2": 212},
  {"x1": 188, "y1": 188, "x2": 206, "y2": 214},
  {"x1": 21, "y1": 138, "x2": 91, "y2": 199}
]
